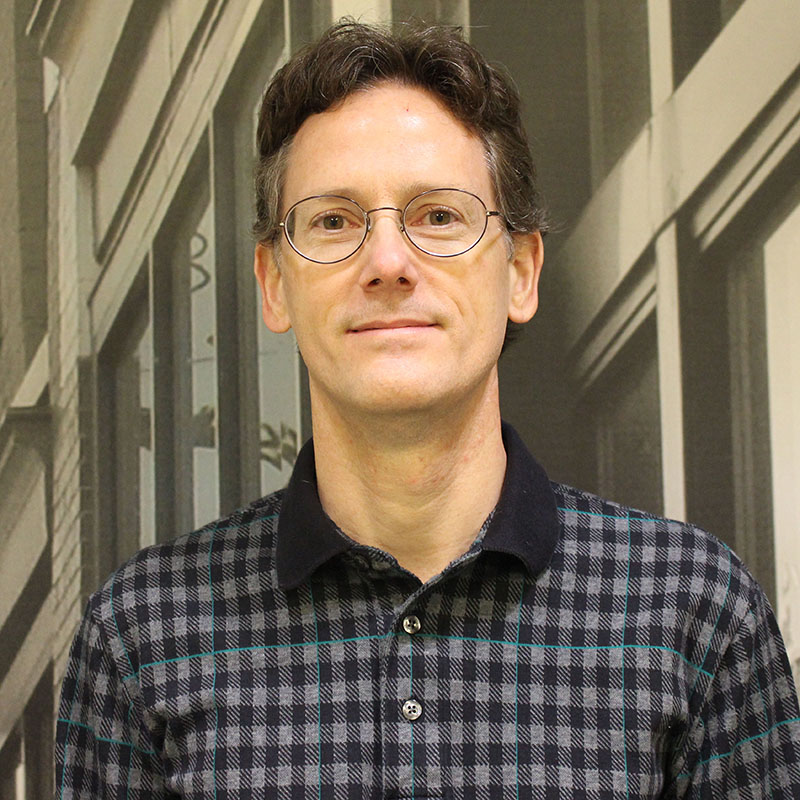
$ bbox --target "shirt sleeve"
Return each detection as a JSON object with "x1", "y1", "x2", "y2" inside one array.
[
  {"x1": 674, "y1": 587, "x2": 800, "y2": 798},
  {"x1": 55, "y1": 601, "x2": 168, "y2": 798}
]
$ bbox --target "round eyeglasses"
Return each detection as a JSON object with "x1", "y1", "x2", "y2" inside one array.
[{"x1": 278, "y1": 188, "x2": 503, "y2": 264}]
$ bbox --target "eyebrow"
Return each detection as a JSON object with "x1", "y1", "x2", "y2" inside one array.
[{"x1": 297, "y1": 182, "x2": 471, "y2": 204}]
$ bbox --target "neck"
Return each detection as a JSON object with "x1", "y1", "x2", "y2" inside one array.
[{"x1": 311, "y1": 374, "x2": 507, "y2": 583}]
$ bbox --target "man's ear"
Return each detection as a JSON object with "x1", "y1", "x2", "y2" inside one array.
[
  {"x1": 254, "y1": 242, "x2": 292, "y2": 333},
  {"x1": 507, "y1": 231, "x2": 544, "y2": 324}
]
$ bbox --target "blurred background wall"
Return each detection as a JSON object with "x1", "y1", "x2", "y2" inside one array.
[{"x1": 1, "y1": 0, "x2": 799, "y2": 792}]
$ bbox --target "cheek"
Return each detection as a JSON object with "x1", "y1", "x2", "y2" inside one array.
[
  {"x1": 277, "y1": 275, "x2": 314, "y2": 342},
  {"x1": 281, "y1": 271, "x2": 343, "y2": 344},
  {"x1": 477, "y1": 265, "x2": 513, "y2": 323},
  {"x1": 456, "y1": 277, "x2": 509, "y2": 343}
]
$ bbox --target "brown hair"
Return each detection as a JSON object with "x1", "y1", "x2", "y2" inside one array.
[{"x1": 253, "y1": 20, "x2": 548, "y2": 245}]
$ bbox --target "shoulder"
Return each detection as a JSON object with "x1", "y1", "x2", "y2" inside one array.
[
  {"x1": 551, "y1": 481, "x2": 754, "y2": 597},
  {"x1": 84, "y1": 489, "x2": 285, "y2": 678},
  {"x1": 549, "y1": 482, "x2": 766, "y2": 677}
]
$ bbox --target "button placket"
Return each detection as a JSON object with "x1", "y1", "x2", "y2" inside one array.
[{"x1": 400, "y1": 611, "x2": 422, "y2": 722}]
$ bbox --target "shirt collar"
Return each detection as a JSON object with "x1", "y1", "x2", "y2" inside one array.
[{"x1": 276, "y1": 421, "x2": 559, "y2": 590}]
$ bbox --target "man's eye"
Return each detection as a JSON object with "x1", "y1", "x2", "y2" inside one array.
[
  {"x1": 308, "y1": 211, "x2": 357, "y2": 231},
  {"x1": 428, "y1": 209, "x2": 452, "y2": 226},
  {"x1": 412, "y1": 206, "x2": 461, "y2": 227},
  {"x1": 321, "y1": 214, "x2": 344, "y2": 230}
]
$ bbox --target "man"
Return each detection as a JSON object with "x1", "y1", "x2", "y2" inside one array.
[{"x1": 56, "y1": 21, "x2": 800, "y2": 798}]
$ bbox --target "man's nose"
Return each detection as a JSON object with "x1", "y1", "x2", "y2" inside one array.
[{"x1": 358, "y1": 210, "x2": 418, "y2": 290}]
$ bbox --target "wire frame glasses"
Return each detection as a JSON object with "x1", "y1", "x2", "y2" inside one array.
[{"x1": 279, "y1": 188, "x2": 502, "y2": 264}]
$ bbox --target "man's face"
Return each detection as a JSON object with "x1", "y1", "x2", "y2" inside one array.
[{"x1": 255, "y1": 83, "x2": 542, "y2": 419}]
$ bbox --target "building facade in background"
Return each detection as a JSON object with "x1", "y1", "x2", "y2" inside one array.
[{"x1": 0, "y1": 0, "x2": 798, "y2": 794}]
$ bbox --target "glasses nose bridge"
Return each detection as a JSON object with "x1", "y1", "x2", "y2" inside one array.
[{"x1": 364, "y1": 205, "x2": 405, "y2": 235}]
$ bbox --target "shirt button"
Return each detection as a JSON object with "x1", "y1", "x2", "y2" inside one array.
[
  {"x1": 402, "y1": 615, "x2": 421, "y2": 634},
  {"x1": 402, "y1": 699, "x2": 423, "y2": 721}
]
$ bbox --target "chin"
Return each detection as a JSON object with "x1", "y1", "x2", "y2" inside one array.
[
  {"x1": 350, "y1": 372, "x2": 485, "y2": 419},
  {"x1": 355, "y1": 385, "x2": 445, "y2": 415},
  {"x1": 310, "y1": 353, "x2": 498, "y2": 419}
]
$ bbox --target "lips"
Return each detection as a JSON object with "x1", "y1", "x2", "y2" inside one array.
[{"x1": 349, "y1": 319, "x2": 437, "y2": 333}]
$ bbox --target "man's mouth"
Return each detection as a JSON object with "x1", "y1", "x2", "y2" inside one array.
[{"x1": 348, "y1": 319, "x2": 438, "y2": 333}]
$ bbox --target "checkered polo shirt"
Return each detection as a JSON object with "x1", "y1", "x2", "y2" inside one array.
[{"x1": 56, "y1": 424, "x2": 800, "y2": 798}]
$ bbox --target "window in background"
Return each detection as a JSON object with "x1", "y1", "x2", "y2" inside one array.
[
  {"x1": 0, "y1": 0, "x2": 48, "y2": 398},
  {"x1": 186, "y1": 200, "x2": 219, "y2": 526},
  {"x1": 106, "y1": 283, "x2": 155, "y2": 566},
  {"x1": 0, "y1": 667, "x2": 53, "y2": 800},
  {"x1": 210, "y1": 0, "x2": 303, "y2": 502},
  {"x1": 682, "y1": 184, "x2": 779, "y2": 605},
  {"x1": 154, "y1": 147, "x2": 220, "y2": 535},
  {"x1": 679, "y1": 237, "x2": 737, "y2": 553},
  {"x1": 764, "y1": 198, "x2": 800, "y2": 682},
  {"x1": 576, "y1": 316, "x2": 663, "y2": 516}
]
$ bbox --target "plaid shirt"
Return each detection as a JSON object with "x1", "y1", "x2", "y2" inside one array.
[{"x1": 56, "y1": 424, "x2": 800, "y2": 798}]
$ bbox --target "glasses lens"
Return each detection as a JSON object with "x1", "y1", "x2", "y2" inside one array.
[
  {"x1": 284, "y1": 196, "x2": 366, "y2": 263},
  {"x1": 403, "y1": 189, "x2": 488, "y2": 256}
]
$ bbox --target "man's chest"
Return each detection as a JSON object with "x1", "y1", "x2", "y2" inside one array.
[{"x1": 136, "y1": 561, "x2": 690, "y2": 798}]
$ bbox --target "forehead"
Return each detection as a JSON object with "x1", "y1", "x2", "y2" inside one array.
[{"x1": 283, "y1": 83, "x2": 493, "y2": 204}]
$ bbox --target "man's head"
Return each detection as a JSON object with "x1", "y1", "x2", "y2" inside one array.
[
  {"x1": 253, "y1": 22, "x2": 545, "y2": 422},
  {"x1": 253, "y1": 21, "x2": 548, "y2": 246}
]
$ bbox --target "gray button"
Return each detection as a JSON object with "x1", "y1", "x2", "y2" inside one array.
[
  {"x1": 402, "y1": 615, "x2": 421, "y2": 634},
  {"x1": 402, "y1": 699, "x2": 422, "y2": 721}
]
